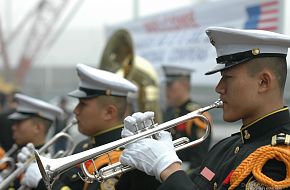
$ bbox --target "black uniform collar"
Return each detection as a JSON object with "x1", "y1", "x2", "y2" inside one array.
[
  {"x1": 182, "y1": 99, "x2": 191, "y2": 107},
  {"x1": 176, "y1": 99, "x2": 192, "y2": 110},
  {"x1": 35, "y1": 144, "x2": 44, "y2": 149},
  {"x1": 172, "y1": 99, "x2": 192, "y2": 116},
  {"x1": 240, "y1": 107, "x2": 290, "y2": 143},
  {"x1": 90, "y1": 124, "x2": 123, "y2": 147}
]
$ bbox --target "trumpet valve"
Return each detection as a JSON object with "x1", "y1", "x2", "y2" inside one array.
[{"x1": 98, "y1": 162, "x2": 133, "y2": 181}]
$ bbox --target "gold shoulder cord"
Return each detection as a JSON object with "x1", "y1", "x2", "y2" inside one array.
[
  {"x1": 229, "y1": 133, "x2": 290, "y2": 190},
  {"x1": 82, "y1": 149, "x2": 122, "y2": 190}
]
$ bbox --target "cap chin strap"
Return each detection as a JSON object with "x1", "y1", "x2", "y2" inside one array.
[
  {"x1": 79, "y1": 87, "x2": 126, "y2": 97},
  {"x1": 216, "y1": 50, "x2": 286, "y2": 67}
]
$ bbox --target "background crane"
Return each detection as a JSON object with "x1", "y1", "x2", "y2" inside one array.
[{"x1": 0, "y1": 0, "x2": 83, "y2": 88}]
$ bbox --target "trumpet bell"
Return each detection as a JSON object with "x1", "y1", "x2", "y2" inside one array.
[{"x1": 35, "y1": 151, "x2": 54, "y2": 189}]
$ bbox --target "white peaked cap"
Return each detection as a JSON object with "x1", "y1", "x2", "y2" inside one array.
[
  {"x1": 9, "y1": 93, "x2": 64, "y2": 122},
  {"x1": 68, "y1": 63, "x2": 138, "y2": 98},
  {"x1": 163, "y1": 64, "x2": 195, "y2": 76},
  {"x1": 162, "y1": 64, "x2": 195, "y2": 82},
  {"x1": 205, "y1": 27, "x2": 290, "y2": 75}
]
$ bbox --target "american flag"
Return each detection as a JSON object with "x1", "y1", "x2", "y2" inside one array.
[{"x1": 244, "y1": 0, "x2": 280, "y2": 32}]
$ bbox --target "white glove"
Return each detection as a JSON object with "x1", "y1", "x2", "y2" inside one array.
[
  {"x1": 143, "y1": 111, "x2": 155, "y2": 127},
  {"x1": 17, "y1": 143, "x2": 35, "y2": 167},
  {"x1": 121, "y1": 111, "x2": 155, "y2": 138},
  {"x1": 132, "y1": 111, "x2": 155, "y2": 131},
  {"x1": 122, "y1": 116, "x2": 137, "y2": 137},
  {"x1": 0, "y1": 175, "x2": 3, "y2": 183},
  {"x1": 120, "y1": 131, "x2": 181, "y2": 181},
  {"x1": 20, "y1": 162, "x2": 42, "y2": 188}
]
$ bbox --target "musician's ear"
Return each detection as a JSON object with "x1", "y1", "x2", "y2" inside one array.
[
  {"x1": 257, "y1": 70, "x2": 272, "y2": 93},
  {"x1": 103, "y1": 104, "x2": 117, "y2": 121}
]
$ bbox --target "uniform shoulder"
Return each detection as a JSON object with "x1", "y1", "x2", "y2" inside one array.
[{"x1": 74, "y1": 138, "x2": 91, "y2": 154}]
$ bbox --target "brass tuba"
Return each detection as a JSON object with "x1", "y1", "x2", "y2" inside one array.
[{"x1": 99, "y1": 29, "x2": 162, "y2": 122}]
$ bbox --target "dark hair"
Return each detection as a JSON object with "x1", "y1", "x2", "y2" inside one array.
[
  {"x1": 98, "y1": 96, "x2": 127, "y2": 120},
  {"x1": 246, "y1": 57, "x2": 287, "y2": 94},
  {"x1": 31, "y1": 116, "x2": 52, "y2": 134}
]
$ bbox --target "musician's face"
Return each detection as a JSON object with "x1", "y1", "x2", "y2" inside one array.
[
  {"x1": 215, "y1": 62, "x2": 260, "y2": 125},
  {"x1": 12, "y1": 119, "x2": 37, "y2": 146},
  {"x1": 73, "y1": 97, "x2": 107, "y2": 136},
  {"x1": 166, "y1": 79, "x2": 189, "y2": 107}
]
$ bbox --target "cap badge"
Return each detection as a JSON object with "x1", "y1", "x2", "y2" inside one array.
[
  {"x1": 210, "y1": 37, "x2": 215, "y2": 46},
  {"x1": 252, "y1": 48, "x2": 260, "y2": 55}
]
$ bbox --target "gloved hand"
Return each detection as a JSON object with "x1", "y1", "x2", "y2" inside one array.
[
  {"x1": 17, "y1": 143, "x2": 42, "y2": 188},
  {"x1": 121, "y1": 116, "x2": 137, "y2": 138},
  {"x1": 120, "y1": 130, "x2": 181, "y2": 181},
  {"x1": 121, "y1": 111, "x2": 155, "y2": 138},
  {"x1": 17, "y1": 143, "x2": 35, "y2": 167},
  {"x1": 20, "y1": 162, "x2": 42, "y2": 188}
]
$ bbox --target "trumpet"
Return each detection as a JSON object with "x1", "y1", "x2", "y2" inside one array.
[
  {"x1": 79, "y1": 136, "x2": 190, "y2": 183},
  {"x1": 35, "y1": 99, "x2": 223, "y2": 190},
  {"x1": 0, "y1": 119, "x2": 77, "y2": 190}
]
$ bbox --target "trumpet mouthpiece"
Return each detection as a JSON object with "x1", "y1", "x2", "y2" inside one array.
[{"x1": 215, "y1": 99, "x2": 223, "y2": 108}]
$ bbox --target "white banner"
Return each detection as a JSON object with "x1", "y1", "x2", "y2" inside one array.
[{"x1": 107, "y1": 0, "x2": 284, "y2": 85}]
